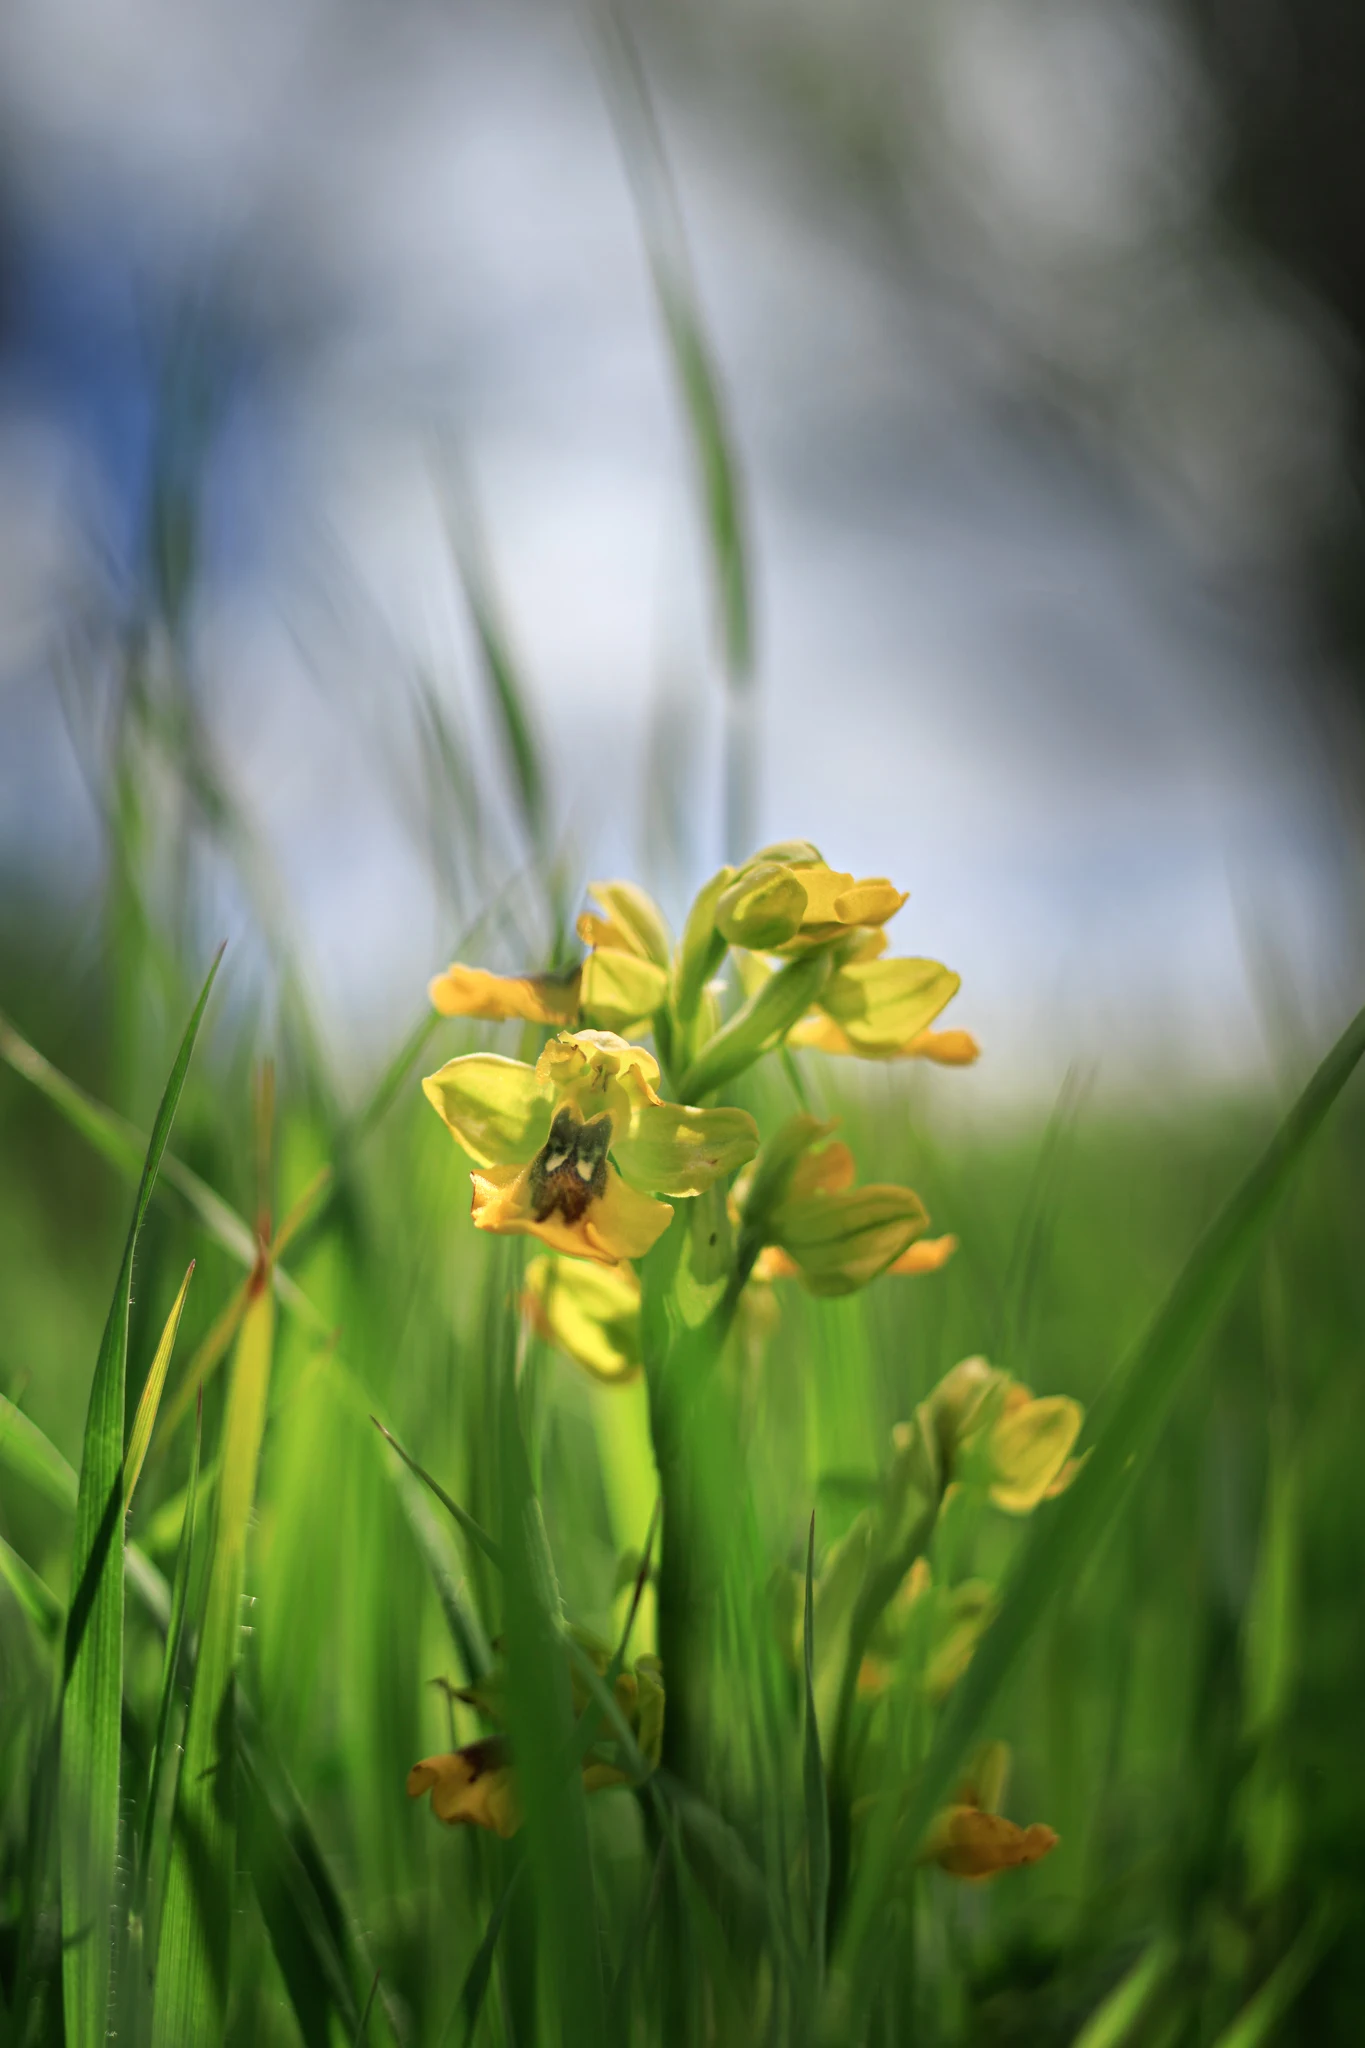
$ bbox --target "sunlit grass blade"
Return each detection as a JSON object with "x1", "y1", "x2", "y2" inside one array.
[
  {"x1": 1071, "y1": 1933, "x2": 1179, "y2": 2048},
  {"x1": 123, "y1": 1261, "x2": 194, "y2": 1511},
  {"x1": 498, "y1": 1364, "x2": 606, "y2": 2043},
  {"x1": 59, "y1": 946, "x2": 221, "y2": 2048},
  {"x1": 840, "y1": 994, "x2": 1365, "y2": 1976},
  {"x1": 152, "y1": 1245, "x2": 275, "y2": 2048},
  {"x1": 371, "y1": 1416, "x2": 504, "y2": 1571},
  {"x1": 157, "y1": 1170, "x2": 330, "y2": 1444},
  {"x1": 803, "y1": 1513, "x2": 829, "y2": 1989}
]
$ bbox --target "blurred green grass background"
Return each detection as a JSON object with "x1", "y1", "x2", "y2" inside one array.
[{"x1": 4, "y1": 842, "x2": 1364, "y2": 2042}]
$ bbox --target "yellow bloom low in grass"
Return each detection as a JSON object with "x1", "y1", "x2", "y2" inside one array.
[
  {"x1": 920, "y1": 1744, "x2": 1059, "y2": 1881},
  {"x1": 423, "y1": 1029, "x2": 757, "y2": 1266},
  {"x1": 409, "y1": 1636, "x2": 664, "y2": 1837},
  {"x1": 407, "y1": 1738, "x2": 520, "y2": 1838}
]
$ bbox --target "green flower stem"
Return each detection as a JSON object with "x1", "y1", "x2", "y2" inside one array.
[{"x1": 825, "y1": 1498, "x2": 941, "y2": 1943}]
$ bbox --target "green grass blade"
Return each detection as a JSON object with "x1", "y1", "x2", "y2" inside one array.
[
  {"x1": 0, "y1": 1391, "x2": 171, "y2": 1629},
  {"x1": 378, "y1": 1439, "x2": 493, "y2": 1682},
  {"x1": 0, "y1": 1389, "x2": 79, "y2": 1511},
  {"x1": 59, "y1": 947, "x2": 222, "y2": 2048},
  {"x1": 1206, "y1": 1899, "x2": 1340, "y2": 2048},
  {"x1": 802, "y1": 1514, "x2": 829, "y2": 1988},
  {"x1": 237, "y1": 1694, "x2": 398, "y2": 2048},
  {"x1": 137, "y1": 1392, "x2": 203, "y2": 1907},
  {"x1": 840, "y1": 995, "x2": 1365, "y2": 1972},
  {"x1": 372, "y1": 1416, "x2": 504, "y2": 1571},
  {"x1": 152, "y1": 1254, "x2": 275, "y2": 2048},
  {"x1": 498, "y1": 1364, "x2": 607, "y2": 2043},
  {"x1": 443, "y1": 1854, "x2": 524, "y2": 2048},
  {"x1": 0, "y1": 1534, "x2": 63, "y2": 1643},
  {"x1": 123, "y1": 1261, "x2": 195, "y2": 1511}
]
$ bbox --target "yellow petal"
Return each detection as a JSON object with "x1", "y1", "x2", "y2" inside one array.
[
  {"x1": 818, "y1": 958, "x2": 961, "y2": 1055},
  {"x1": 887, "y1": 1234, "x2": 958, "y2": 1275},
  {"x1": 786, "y1": 1140, "x2": 857, "y2": 1200},
  {"x1": 428, "y1": 962, "x2": 582, "y2": 1026},
  {"x1": 579, "y1": 948, "x2": 670, "y2": 1032},
  {"x1": 787, "y1": 864, "x2": 858, "y2": 923},
  {"x1": 471, "y1": 1160, "x2": 673, "y2": 1265},
  {"x1": 422, "y1": 1055, "x2": 549, "y2": 1168},
  {"x1": 832, "y1": 879, "x2": 908, "y2": 927},
  {"x1": 751, "y1": 1244, "x2": 800, "y2": 1282},
  {"x1": 923, "y1": 1805, "x2": 1059, "y2": 1880},
  {"x1": 786, "y1": 1013, "x2": 858, "y2": 1055},
  {"x1": 407, "y1": 1741, "x2": 521, "y2": 1838},
  {"x1": 614, "y1": 1100, "x2": 759, "y2": 1197},
  {"x1": 774, "y1": 1184, "x2": 929, "y2": 1297},
  {"x1": 904, "y1": 1028, "x2": 980, "y2": 1065},
  {"x1": 523, "y1": 1254, "x2": 642, "y2": 1382},
  {"x1": 579, "y1": 880, "x2": 672, "y2": 966},
  {"x1": 988, "y1": 1395, "x2": 1085, "y2": 1513}
]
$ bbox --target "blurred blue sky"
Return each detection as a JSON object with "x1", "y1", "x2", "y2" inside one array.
[{"x1": 0, "y1": 0, "x2": 1357, "y2": 1104}]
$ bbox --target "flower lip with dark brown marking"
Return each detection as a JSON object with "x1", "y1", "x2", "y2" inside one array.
[{"x1": 528, "y1": 1106, "x2": 613, "y2": 1225}]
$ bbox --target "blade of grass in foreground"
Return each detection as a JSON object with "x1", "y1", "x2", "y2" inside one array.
[
  {"x1": 803, "y1": 1514, "x2": 829, "y2": 1994},
  {"x1": 839, "y1": 995, "x2": 1365, "y2": 1980},
  {"x1": 498, "y1": 1364, "x2": 606, "y2": 2044},
  {"x1": 59, "y1": 949, "x2": 221, "y2": 2048},
  {"x1": 152, "y1": 1242, "x2": 275, "y2": 2048}
]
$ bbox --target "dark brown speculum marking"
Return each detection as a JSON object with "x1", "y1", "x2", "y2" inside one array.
[{"x1": 528, "y1": 1106, "x2": 613, "y2": 1224}]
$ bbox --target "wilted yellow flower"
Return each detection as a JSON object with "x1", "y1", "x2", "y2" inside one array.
[
  {"x1": 923, "y1": 1806, "x2": 1060, "y2": 1880},
  {"x1": 748, "y1": 1132, "x2": 930, "y2": 1297},
  {"x1": 429, "y1": 962, "x2": 581, "y2": 1027},
  {"x1": 424, "y1": 1030, "x2": 758, "y2": 1266},
  {"x1": 407, "y1": 1738, "x2": 520, "y2": 1837},
  {"x1": 920, "y1": 1741, "x2": 1059, "y2": 1880},
  {"x1": 429, "y1": 883, "x2": 672, "y2": 1037},
  {"x1": 523, "y1": 1254, "x2": 642, "y2": 1382},
  {"x1": 895, "y1": 1357, "x2": 1084, "y2": 1513}
]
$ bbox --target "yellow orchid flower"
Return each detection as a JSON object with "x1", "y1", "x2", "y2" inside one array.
[
  {"x1": 856, "y1": 1559, "x2": 996, "y2": 1703},
  {"x1": 894, "y1": 1357, "x2": 1085, "y2": 1513},
  {"x1": 423, "y1": 1030, "x2": 758, "y2": 1266},
  {"x1": 715, "y1": 843, "x2": 907, "y2": 955},
  {"x1": 523, "y1": 1254, "x2": 642, "y2": 1382},
  {"x1": 920, "y1": 1744, "x2": 1059, "y2": 1881}
]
